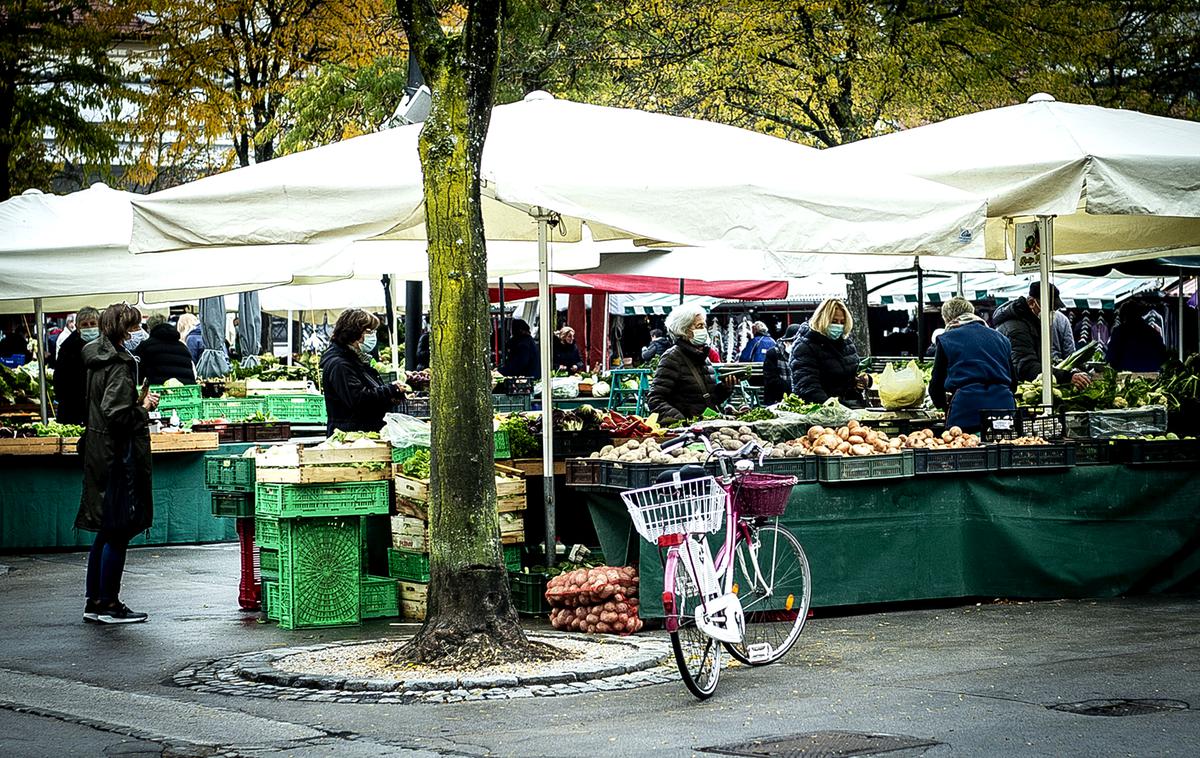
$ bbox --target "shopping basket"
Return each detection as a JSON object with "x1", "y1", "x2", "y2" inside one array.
[
  {"x1": 731, "y1": 473, "x2": 798, "y2": 517},
  {"x1": 620, "y1": 475, "x2": 727, "y2": 544}
]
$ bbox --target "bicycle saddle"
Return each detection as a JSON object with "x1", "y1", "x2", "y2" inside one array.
[{"x1": 655, "y1": 464, "x2": 708, "y2": 485}]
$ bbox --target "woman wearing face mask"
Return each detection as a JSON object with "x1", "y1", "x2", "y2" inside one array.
[
  {"x1": 77, "y1": 303, "x2": 159, "y2": 624},
  {"x1": 789, "y1": 298, "x2": 871, "y2": 407},
  {"x1": 320, "y1": 309, "x2": 408, "y2": 435},
  {"x1": 53, "y1": 306, "x2": 100, "y2": 425},
  {"x1": 647, "y1": 303, "x2": 735, "y2": 422}
]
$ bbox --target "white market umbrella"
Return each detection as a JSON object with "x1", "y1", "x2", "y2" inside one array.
[{"x1": 831, "y1": 93, "x2": 1200, "y2": 401}]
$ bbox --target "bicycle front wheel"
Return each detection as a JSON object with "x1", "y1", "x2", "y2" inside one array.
[
  {"x1": 668, "y1": 561, "x2": 722, "y2": 699},
  {"x1": 725, "y1": 523, "x2": 810, "y2": 666}
]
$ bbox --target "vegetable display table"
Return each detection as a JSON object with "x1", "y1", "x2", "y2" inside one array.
[
  {"x1": 0, "y1": 441, "x2": 249, "y2": 551},
  {"x1": 581, "y1": 464, "x2": 1200, "y2": 616}
]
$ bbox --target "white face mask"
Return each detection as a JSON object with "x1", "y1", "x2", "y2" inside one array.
[
  {"x1": 361, "y1": 332, "x2": 378, "y2": 353},
  {"x1": 690, "y1": 328, "x2": 709, "y2": 346}
]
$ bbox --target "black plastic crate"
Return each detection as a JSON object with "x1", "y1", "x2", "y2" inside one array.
[
  {"x1": 555, "y1": 430, "x2": 613, "y2": 459},
  {"x1": 758, "y1": 455, "x2": 819, "y2": 484},
  {"x1": 913, "y1": 446, "x2": 999, "y2": 475},
  {"x1": 398, "y1": 395, "x2": 430, "y2": 418},
  {"x1": 492, "y1": 394, "x2": 533, "y2": 413},
  {"x1": 502, "y1": 376, "x2": 534, "y2": 395},
  {"x1": 1073, "y1": 439, "x2": 1118, "y2": 466},
  {"x1": 981, "y1": 406, "x2": 1066, "y2": 442},
  {"x1": 1121, "y1": 438, "x2": 1200, "y2": 465},
  {"x1": 244, "y1": 421, "x2": 292, "y2": 443},
  {"x1": 192, "y1": 421, "x2": 248, "y2": 444},
  {"x1": 565, "y1": 457, "x2": 603, "y2": 487},
  {"x1": 509, "y1": 570, "x2": 550, "y2": 616},
  {"x1": 996, "y1": 442, "x2": 1077, "y2": 470},
  {"x1": 817, "y1": 450, "x2": 915, "y2": 483}
]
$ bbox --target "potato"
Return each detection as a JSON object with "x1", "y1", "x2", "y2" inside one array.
[
  {"x1": 837, "y1": 427, "x2": 850, "y2": 440},
  {"x1": 836, "y1": 441, "x2": 852, "y2": 453},
  {"x1": 949, "y1": 426, "x2": 963, "y2": 437},
  {"x1": 848, "y1": 434, "x2": 864, "y2": 445},
  {"x1": 601, "y1": 445, "x2": 614, "y2": 455},
  {"x1": 819, "y1": 433, "x2": 840, "y2": 449},
  {"x1": 851, "y1": 443, "x2": 874, "y2": 456},
  {"x1": 847, "y1": 419, "x2": 860, "y2": 429},
  {"x1": 813, "y1": 445, "x2": 831, "y2": 455},
  {"x1": 807, "y1": 426, "x2": 824, "y2": 440}
]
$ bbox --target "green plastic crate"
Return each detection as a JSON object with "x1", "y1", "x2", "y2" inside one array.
[
  {"x1": 210, "y1": 491, "x2": 253, "y2": 518},
  {"x1": 362, "y1": 575, "x2": 401, "y2": 619},
  {"x1": 817, "y1": 449, "x2": 916, "y2": 483},
  {"x1": 387, "y1": 548, "x2": 431, "y2": 582},
  {"x1": 201, "y1": 396, "x2": 268, "y2": 421},
  {"x1": 509, "y1": 571, "x2": 550, "y2": 616},
  {"x1": 504, "y1": 544, "x2": 521, "y2": 573},
  {"x1": 274, "y1": 516, "x2": 363, "y2": 629},
  {"x1": 263, "y1": 580, "x2": 278, "y2": 620},
  {"x1": 494, "y1": 429, "x2": 511, "y2": 459},
  {"x1": 259, "y1": 547, "x2": 279, "y2": 580},
  {"x1": 255, "y1": 515, "x2": 280, "y2": 551},
  {"x1": 391, "y1": 444, "x2": 426, "y2": 464},
  {"x1": 151, "y1": 383, "x2": 201, "y2": 402},
  {"x1": 255, "y1": 481, "x2": 390, "y2": 519},
  {"x1": 204, "y1": 455, "x2": 256, "y2": 492},
  {"x1": 266, "y1": 394, "x2": 327, "y2": 423},
  {"x1": 157, "y1": 397, "x2": 203, "y2": 423},
  {"x1": 492, "y1": 394, "x2": 533, "y2": 413}
]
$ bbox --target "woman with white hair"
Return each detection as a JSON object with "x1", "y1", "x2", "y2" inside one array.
[
  {"x1": 738, "y1": 320, "x2": 776, "y2": 362},
  {"x1": 928, "y1": 296, "x2": 1015, "y2": 432},
  {"x1": 647, "y1": 303, "x2": 733, "y2": 421}
]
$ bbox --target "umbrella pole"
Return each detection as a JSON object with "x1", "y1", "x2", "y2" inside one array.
[
  {"x1": 916, "y1": 258, "x2": 924, "y2": 356},
  {"x1": 390, "y1": 275, "x2": 400, "y2": 373},
  {"x1": 536, "y1": 212, "x2": 556, "y2": 567},
  {"x1": 286, "y1": 309, "x2": 293, "y2": 366},
  {"x1": 679, "y1": 278, "x2": 684, "y2": 305},
  {"x1": 957, "y1": 272, "x2": 963, "y2": 298},
  {"x1": 34, "y1": 297, "x2": 48, "y2": 423},
  {"x1": 498, "y1": 277, "x2": 506, "y2": 366},
  {"x1": 602, "y1": 298, "x2": 610, "y2": 371},
  {"x1": 1039, "y1": 217, "x2": 1055, "y2": 407},
  {"x1": 1179, "y1": 268, "x2": 1185, "y2": 360}
]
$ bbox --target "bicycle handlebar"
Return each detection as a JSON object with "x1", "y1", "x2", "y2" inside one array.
[{"x1": 660, "y1": 428, "x2": 768, "y2": 471}]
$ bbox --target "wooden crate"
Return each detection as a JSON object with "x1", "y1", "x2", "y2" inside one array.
[
  {"x1": 499, "y1": 511, "x2": 524, "y2": 545},
  {"x1": 150, "y1": 432, "x2": 220, "y2": 453},
  {"x1": 255, "y1": 444, "x2": 392, "y2": 484},
  {"x1": 400, "y1": 580, "x2": 428, "y2": 621},
  {"x1": 0, "y1": 437, "x2": 61, "y2": 455},
  {"x1": 390, "y1": 514, "x2": 428, "y2": 551},
  {"x1": 245, "y1": 379, "x2": 312, "y2": 395},
  {"x1": 394, "y1": 464, "x2": 525, "y2": 503}
]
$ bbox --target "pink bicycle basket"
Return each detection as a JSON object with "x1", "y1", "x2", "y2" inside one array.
[{"x1": 732, "y1": 473, "x2": 798, "y2": 517}]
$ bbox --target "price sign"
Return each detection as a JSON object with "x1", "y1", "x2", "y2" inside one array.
[{"x1": 1013, "y1": 221, "x2": 1042, "y2": 274}]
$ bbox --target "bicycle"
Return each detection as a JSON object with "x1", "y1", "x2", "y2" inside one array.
[{"x1": 620, "y1": 430, "x2": 812, "y2": 699}]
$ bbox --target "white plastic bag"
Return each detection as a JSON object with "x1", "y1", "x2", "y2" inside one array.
[
  {"x1": 382, "y1": 413, "x2": 431, "y2": 448},
  {"x1": 877, "y1": 361, "x2": 927, "y2": 409}
]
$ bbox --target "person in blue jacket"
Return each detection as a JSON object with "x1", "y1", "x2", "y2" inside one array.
[
  {"x1": 738, "y1": 321, "x2": 776, "y2": 362},
  {"x1": 928, "y1": 297, "x2": 1016, "y2": 432}
]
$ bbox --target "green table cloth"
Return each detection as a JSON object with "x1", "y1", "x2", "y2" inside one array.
[
  {"x1": 0, "y1": 443, "x2": 251, "y2": 551},
  {"x1": 584, "y1": 465, "x2": 1200, "y2": 615}
]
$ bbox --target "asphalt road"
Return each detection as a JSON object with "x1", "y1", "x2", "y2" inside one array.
[{"x1": 1, "y1": 545, "x2": 1197, "y2": 757}]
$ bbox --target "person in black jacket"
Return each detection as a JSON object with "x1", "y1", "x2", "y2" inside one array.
[
  {"x1": 993, "y1": 282, "x2": 1090, "y2": 389},
  {"x1": 1105, "y1": 300, "x2": 1167, "y2": 373},
  {"x1": 54, "y1": 306, "x2": 99, "y2": 425},
  {"x1": 553, "y1": 326, "x2": 585, "y2": 373},
  {"x1": 789, "y1": 299, "x2": 871, "y2": 406},
  {"x1": 640, "y1": 329, "x2": 672, "y2": 364},
  {"x1": 320, "y1": 309, "x2": 407, "y2": 435},
  {"x1": 78, "y1": 303, "x2": 159, "y2": 624},
  {"x1": 500, "y1": 319, "x2": 540, "y2": 378},
  {"x1": 134, "y1": 315, "x2": 196, "y2": 386},
  {"x1": 762, "y1": 323, "x2": 801, "y2": 405},
  {"x1": 648, "y1": 303, "x2": 734, "y2": 421}
]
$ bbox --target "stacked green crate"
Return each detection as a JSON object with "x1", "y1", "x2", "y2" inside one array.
[
  {"x1": 201, "y1": 396, "x2": 268, "y2": 421},
  {"x1": 204, "y1": 455, "x2": 255, "y2": 519},
  {"x1": 155, "y1": 383, "x2": 204, "y2": 424},
  {"x1": 253, "y1": 479, "x2": 399, "y2": 628},
  {"x1": 266, "y1": 394, "x2": 327, "y2": 424}
]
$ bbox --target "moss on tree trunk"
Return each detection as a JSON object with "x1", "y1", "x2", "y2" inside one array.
[{"x1": 393, "y1": 0, "x2": 562, "y2": 668}]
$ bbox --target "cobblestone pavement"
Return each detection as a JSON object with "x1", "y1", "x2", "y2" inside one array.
[{"x1": 175, "y1": 633, "x2": 678, "y2": 703}]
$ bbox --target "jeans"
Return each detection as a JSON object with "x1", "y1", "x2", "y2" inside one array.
[{"x1": 85, "y1": 530, "x2": 130, "y2": 605}]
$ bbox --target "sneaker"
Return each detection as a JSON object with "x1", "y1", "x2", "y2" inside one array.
[
  {"x1": 96, "y1": 603, "x2": 148, "y2": 625},
  {"x1": 83, "y1": 599, "x2": 100, "y2": 624}
]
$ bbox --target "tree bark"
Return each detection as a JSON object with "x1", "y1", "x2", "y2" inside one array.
[
  {"x1": 846, "y1": 273, "x2": 871, "y2": 356},
  {"x1": 393, "y1": 0, "x2": 559, "y2": 668}
]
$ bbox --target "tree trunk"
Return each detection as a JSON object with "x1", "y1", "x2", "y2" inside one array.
[
  {"x1": 846, "y1": 273, "x2": 871, "y2": 356},
  {"x1": 394, "y1": 0, "x2": 559, "y2": 668}
]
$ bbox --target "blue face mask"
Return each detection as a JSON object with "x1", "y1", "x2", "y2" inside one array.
[
  {"x1": 123, "y1": 329, "x2": 149, "y2": 353},
  {"x1": 826, "y1": 324, "x2": 845, "y2": 340},
  {"x1": 80, "y1": 327, "x2": 100, "y2": 343},
  {"x1": 361, "y1": 333, "x2": 378, "y2": 353}
]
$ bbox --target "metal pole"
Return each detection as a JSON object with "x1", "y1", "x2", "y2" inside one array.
[
  {"x1": 1178, "y1": 268, "x2": 1185, "y2": 361},
  {"x1": 536, "y1": 213, "x2": 556, "y2": 566},
  {"x1": 1038, "y1": 216, "x2": 1055, "y2": 407},
  {"x1": 405, "y1": 281, "x2": 422, "y2": 371},
  {"x1": 1195, "y1": 275, "x2": 1199, "y2": 355},
  {"x1": 286, "y1": 309, "x2": 293, "y2": 366},
  {"x1": 390, "y1": 275, "x2": 400, "y2": 373},
  {"x1": 915, "y1": 259, "x2": 924, "y2": 356},
  {"x1": 679, "y1": 278, "x2": 685, "y2": 305},
  {"x1": 957, "y1": 272, "x2": 964, "y2": 298},
  {"x1": 498, "y1": 277, "x2": 506, "y2": 366},
  {"x1": 34, "y1": 298, "x2": 48, "y2": 423},
  {"x1": 602, "y1": 300, "x2": 611, "y2": 371}
]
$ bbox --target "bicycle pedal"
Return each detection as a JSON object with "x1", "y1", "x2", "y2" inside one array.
[{"x1": 746, "y1": 643, "x2": 772, "y2": 663}]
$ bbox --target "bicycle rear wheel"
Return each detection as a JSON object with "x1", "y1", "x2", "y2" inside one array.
[
  {"x1": 668, "y1": 560, "x2": 722, "y2": 699},
  {"x1": 725, "y1": 522, "x2": 810, "y2": 666}
]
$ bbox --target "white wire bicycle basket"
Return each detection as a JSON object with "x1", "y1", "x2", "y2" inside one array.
[{"x1": 620, "y1": 475, "x2": 728, "y2": 544}]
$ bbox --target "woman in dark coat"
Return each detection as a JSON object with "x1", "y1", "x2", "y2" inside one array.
[
  {"x1": 134, "y1": 315, "x2": 196, "y2": 385},
  {"x1": 762, "y1": 323, "x2": 801, "y2": 405},
  {"x1": 77, "y1": 303, "x2": 158, "y2": 625},
  {"x1": 789, "y1": 299, "x2": 870, "y2": 406},
  {"x1": 500, "y1": 319, "x2": 540, "y2": 378},
  {"x1": 928, "y1": 297, "x2": 1016, "y2": 432},
  {"x1": 552, "y1": 326, "x2": 585, "y2": 373},
  {"x1": 321, "y1": 309, "x2": 407, "y2": 435},
  {"x1": 54, "y1": 306, "x2": 100, "y2": 425},
  {"x1": 1105, "y1": 300, "x2": 1167, "y2": 373},
  {"x1": 648, "y1": 303, "x2": 733, "y2": 421}
]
